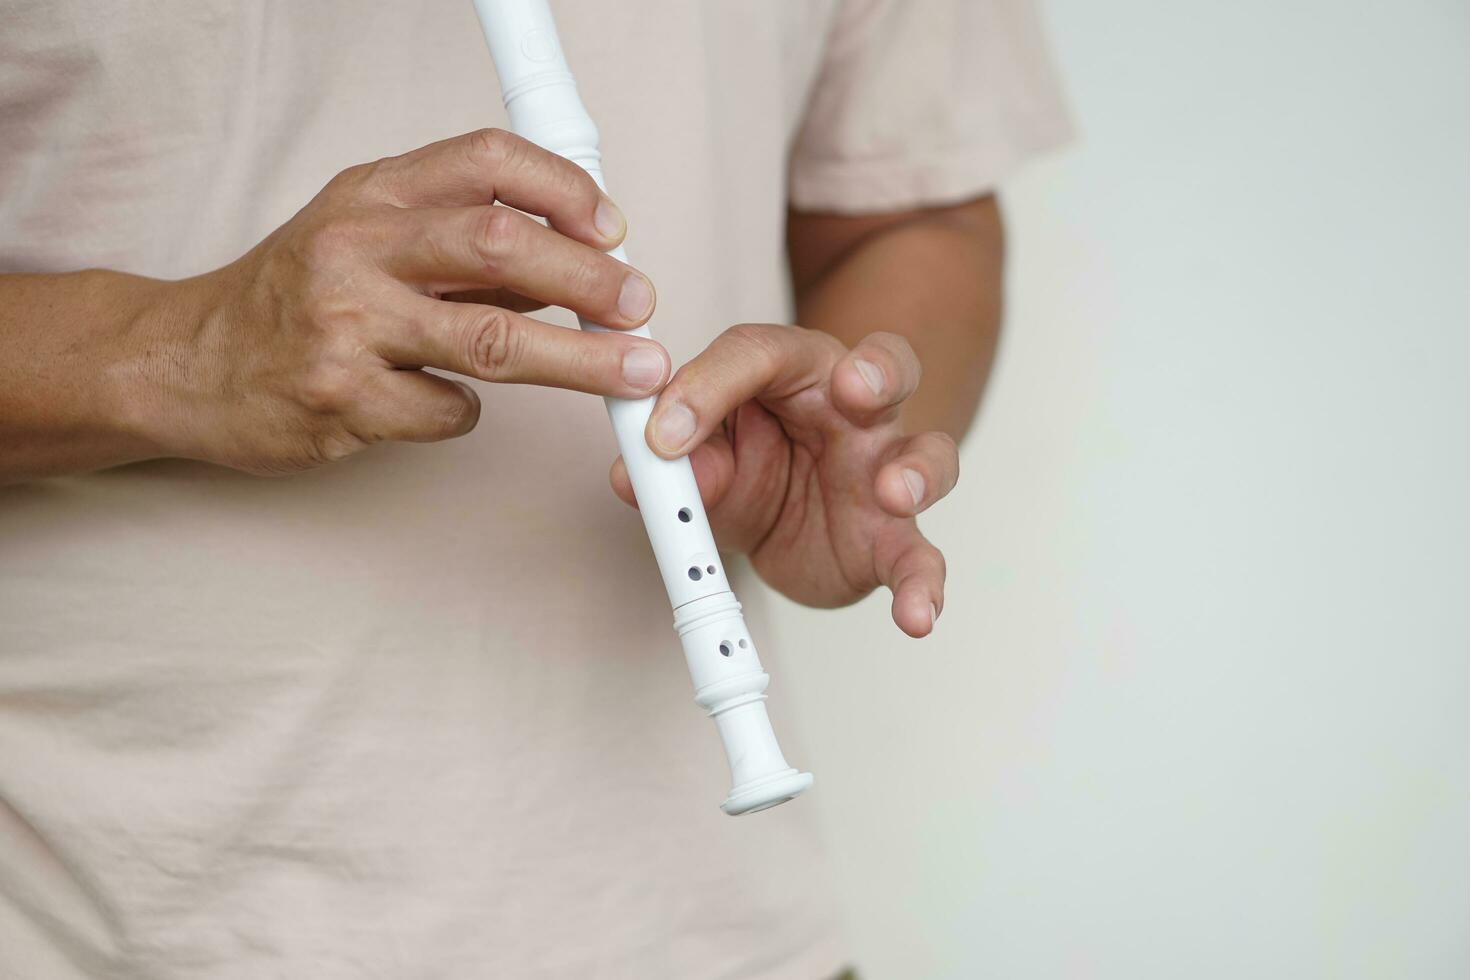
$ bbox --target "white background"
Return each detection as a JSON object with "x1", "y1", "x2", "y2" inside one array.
[{"x1": 772, "y1": 1, "x2": 1470, "y2": 976}]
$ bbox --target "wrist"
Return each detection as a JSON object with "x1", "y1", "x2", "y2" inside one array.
[{"x1": 105, "y1": 269, "x2": 223, "y2": 463}]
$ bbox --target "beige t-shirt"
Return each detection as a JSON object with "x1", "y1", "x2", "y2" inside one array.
[{"x1": 0, "y1": 1, "x2": 1069, "y2": 977}]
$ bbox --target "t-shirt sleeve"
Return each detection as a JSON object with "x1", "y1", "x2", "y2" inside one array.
[{"x1": 789, "y1": 0, "x2": 1074, "y2": 214}]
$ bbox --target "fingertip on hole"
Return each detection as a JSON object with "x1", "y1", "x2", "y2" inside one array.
[
  {"x1": 594, "y1": 197, "x2": 626, "y2": 245},
  {"x1": 616, "y1": 273, "x2": 656, "y2": 325},
  {"x1": 620, "y1": 344, "x2": 667, "y2": 392},
  {"x1": 649, "y1": 401, "x2": 697, "y2": 457}
]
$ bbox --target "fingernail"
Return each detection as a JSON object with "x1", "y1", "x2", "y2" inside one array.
[
  {"x1": 902, "y1": 468, "x2": 926, "y2": 508},
  {"x1": 930, "y1": 603, "x2": 939, "y2": 627},
  {"x1": 621, "y1": 346, "x2": 665, "y2": 390},
  {"x1": 853, "y1": 358, "x2": 885, "y2": 396},
  {"x1": 594, "y1": 197, "x2": 625, "y2": 242},
  {"x1": 618, "y1": 273, "x2": 654, "y2": 322},
  {"x1": 652, "y1": 402, "x2": 696, "y2": 453}
]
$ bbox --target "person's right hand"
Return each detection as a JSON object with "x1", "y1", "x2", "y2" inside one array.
[{"x1": 142, "y1": 128, "x2": 667, "y2": 475}]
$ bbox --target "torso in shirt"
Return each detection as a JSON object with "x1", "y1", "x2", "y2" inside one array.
[{"x1": 0, "y1": 3, "x2": 847, "y2": 977}]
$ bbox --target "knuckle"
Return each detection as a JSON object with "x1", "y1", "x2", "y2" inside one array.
[
  {"x1": 473, "y1": 207, "x2": 522, "y2": 268},
  {"x1": 816, "y1": 329, "x2": 851, "y2": 361},
  {"x1": 323, "y1": 162, "x2": 374, "y2": 199},
  {"x1": 934, "y1": 432, "x2": 961, "y2": 482},
  {"x1": 873, "y1": 330, "x2": 921, "y2": 373},
  {"x1": 308, "y1": 431, "x2": 362, "y2": 465},
  {"x1": 262, "y1": 427, "x2": 363, "y2": 474},
  {"x1": 297, "y1": 361, "x2": 355, "y2": 415},
  {"x1": 723, "y1": 323, "x2": 783, "y2": 368},
  {"x1": 466, "y1": 308, "x2": 524, "y2": 379},
  {"x1": 558, "y1": 161, "x2": 598, "y2": 206},
  {"x1": 928, "y1": 429, "x2": 959, "y2": 455},
  {"x1": 360, "y1": 156, "x2": 414, "y2": 205},
  {"x1": 468, "y1": 127, "x2": 518, "y2": 174},
  {"x1": 724, "y1": 322, "x2": 767, "y2": 344},
  {"x1": 298, "y1": 219, "x2": 345, "y2": 267},
  {"x1": 925, "y1": 432, "x2": 960, "y2": 482},
  {"x1": 797, "y1": 324, "x2": 847, "y2": 363},
  {"x1": 296, "y1": 210, "x2": 368, "y2": 268},
  {"x1": 869, "y1": 329, "x2": 909, "y2": 351},
  {"x1": 300, "y1": 287, "x2": 373, "y2": 348}
]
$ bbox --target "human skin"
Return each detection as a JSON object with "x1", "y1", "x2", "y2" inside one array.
[
  {"x1": 0, "y1": 129, "x2": 998, "y2": 636},
  {"x1": 0, "y1": 129, "x2": 667, "y2": 480},
  {"x1": 608, "y1": 199, "x2": 1002, "y2": 638}
]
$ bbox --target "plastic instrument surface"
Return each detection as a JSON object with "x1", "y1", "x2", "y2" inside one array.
[{"x1": 471, "y1": 0, "x2": 812, "y2": 814}]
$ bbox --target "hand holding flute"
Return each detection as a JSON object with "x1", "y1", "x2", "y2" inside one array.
[
  {"x1": 472, "y1": 0, "x2": 958, "y2": 813},
  {"x1": 615, "y1": 324, "x2": 955, "y2": 639},
  {"x1": 35, "y1": 129, "x2": 669, "y2": 480}
]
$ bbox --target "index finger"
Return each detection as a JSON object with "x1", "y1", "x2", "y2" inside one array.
[
  {"x1": 645, "y1": 323, "x2": 843, "y2": 458},
  {"x1": 366, "y1": 128, "x2": 626, "y2": 250}
]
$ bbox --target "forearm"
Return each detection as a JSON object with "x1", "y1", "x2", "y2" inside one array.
[
  {"x1": 788, "y1": 196, "x2": 1005, "y2": 440},
  {"x1": 0, "y1": 270, "x2": 186, "y2": 484}
]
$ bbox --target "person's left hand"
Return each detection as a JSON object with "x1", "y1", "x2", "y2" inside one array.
[{"x1": 609, "y1": 323, "x2": 958, "y2": 637}]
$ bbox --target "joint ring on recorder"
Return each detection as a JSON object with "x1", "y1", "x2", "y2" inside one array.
[
  {"x1": 704, "y1": 691, "x2": 766, "y2": 718},
  {"x1": 500, "y1": 70, "x2": 577, "y2": 103},
  {"x1": 671, "y1": 592, "x2": 742, "y2": 635}
]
